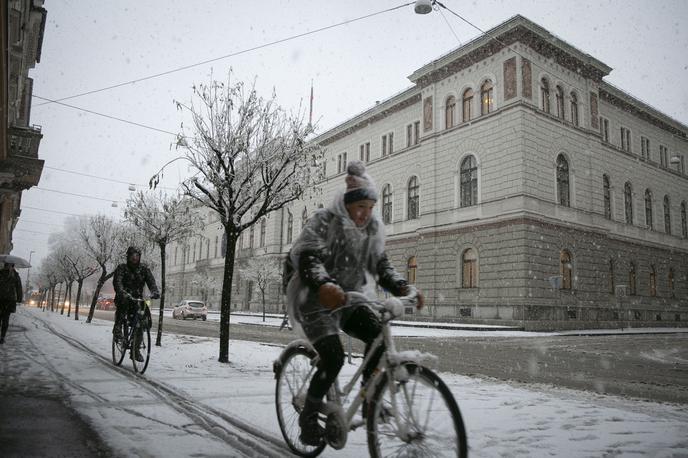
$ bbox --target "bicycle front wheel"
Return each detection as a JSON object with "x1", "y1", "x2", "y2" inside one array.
[
  {"x1": 275, "y1": 345, "x2": 325, "y2": 457},
  {"x1": 367, "y1": 363, "x2": 468, "y2": 458},
  {"x1": 131, "y1": 316, "x2": 151, "y2": 374},
  {"x1": 112, "y1": 321, "x2": 127, "y2": 366}
]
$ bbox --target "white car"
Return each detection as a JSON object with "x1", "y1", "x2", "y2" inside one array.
[{"x1": 172, "y1": 300, "x2": 208, "y2": 321}]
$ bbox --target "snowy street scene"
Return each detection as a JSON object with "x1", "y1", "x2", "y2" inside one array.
[
  {"x1": 2, "y1": 0, "x2": 688, "y2": 457},
  {"x1": 2, "y1": 307, "x2": 687, "y2": 457}
]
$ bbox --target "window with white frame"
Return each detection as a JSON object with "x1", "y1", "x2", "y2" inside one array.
[
  {"x1": 407, "y1": 176, "x2": 419, "y2": 220},
  {"x1": 382, "y1": 184, "x2": 392, "y2": 224},
  {"x1": 640, "y1": 136, "x2": 650, "y2": 160},
  {"x1": 381, "y1": 132, "x2": 394, "y2": 157},
  {"x1": 359, "y1": 142, "x2": 370, "y2": 162},
  {"x1": 570, "y1": 92, "x2": 579, "y2": 126},
  {"x1": 460, "y1": 155, "x2": 478, "y2": 207},
  {"x1": 659, "y1": 145, "x2": 668, "y2": 167},
  {"x1": 600, "y1": 117, "x2": 609, "y2": 142}
]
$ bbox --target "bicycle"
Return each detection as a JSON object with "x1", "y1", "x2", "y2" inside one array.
[
  {"x1": 273, "y1": 290, "x2": 468, "y2": 457},
  {"x1": 112, "y1": 296, "x2": 153, "y2": 374}
]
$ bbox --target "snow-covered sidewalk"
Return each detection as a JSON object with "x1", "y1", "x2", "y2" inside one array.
[{"x1": 4, "y1": 307, "x2": 687, "y2": 457}]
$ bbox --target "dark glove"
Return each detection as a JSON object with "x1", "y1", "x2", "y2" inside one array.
[
  {"x1": 150, "y1": 292, "x2": 160, "y2": 300},
  {"x1": 318, "y1": 282, "x2": 345, "y2": 309},
  {"x1": 400, "y1": 285, "x2": 425, "y2": 310}
]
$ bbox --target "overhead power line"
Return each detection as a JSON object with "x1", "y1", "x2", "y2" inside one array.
[
  {"x1": 44, "y1": 166, "x2": 178, "y2": 192},
  {"x1": 34, "y1": 186, "x2": 120, "y2": 203},
  {"x1": 32, "y1": 95, "x2": 179, "y2": 136},
  {"x1": 17, "y1": 219, "x2": 66, "y2": 228},
  {"x1": 22, "y1": 206, "x2": 87, "y2": 217},
  {"x1": 34, "y1": 2, "x2": 414, "y2": 106}
]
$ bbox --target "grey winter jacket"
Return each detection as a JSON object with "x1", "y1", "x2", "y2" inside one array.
[{"x1": 286, "y1": 191, "x2": 406, "y2": 340}]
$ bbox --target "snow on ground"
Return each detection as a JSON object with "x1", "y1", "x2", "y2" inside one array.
[{"x1": 6, "y1": 307, "x2": 688, "y2": 457}]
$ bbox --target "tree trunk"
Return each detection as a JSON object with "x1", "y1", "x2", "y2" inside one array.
[
  {"x1": 58, "y1": 283, "x2": 65, "y2": 314},
  {"x1": 50, "y1": 285, "x2": 56, "y2": 312},
  {"x1": 262, "y1": 289, "x2": 266, "y2": 322},
  {"x1": 66, "y1": 281, "x2": 73, "y2": 317},
  {"x1": 75, "y1": 279, "x2": 84, "y2": 321},
  {"x1": 219, "y1": 228, "x2": 238, "y2": 363},
  {"x1": 86, "y1": 266, "x2": 114, "y2": 324},
  {"x1": 155, "y1": 242, "x2": 167, "y2": 347}
]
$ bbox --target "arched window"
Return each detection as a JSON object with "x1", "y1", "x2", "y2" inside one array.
[
  {"x1": 681, "y1": 201, "x2": 687, "y2": 238},
  {"x1": 249, "y1": 225, "x2": 255, "y2": 249},
  {"x1": 462, "y1": 248, "x2": 478, "y2": 288},
  {"x1": 570, "y1": 92, "x2": 579, "y2": 126},
  {"x1": 382, "y1": 184, "x2": 393, "y2": 224},
  {"x1": 302, "y1": 208, "x2": 308, "y2": 229},
  {"x1": 540, "y1": 78, "x2": 551, "y2": 113},
  {"x1": 624, "y1": 182, "x2": 633, "y2": 224},
  {"x1": 555, "y1": 85, "x2": 565, "y2": 119},
  {"x1": 603, "y1": 174, "x2": 611, "y2": 219},
  {"x1": 560, "y1": 250, "x2": 573, "y2": 290},
  {"x1": 259, "y1": 218, "x2": 266, "y2": 247},
  {"x1": 629, "y1": 262, "x2": 637, "y2": 295},
  {"x1": 286, "y1": 210, "x2": 293, "y2": 244},
  {"x1": 664, "y1": 195, "x2": 671, "y2": 235},
  {"x1": 556, "y1": 154, "x2": 570, "y2": 207},
  {"x1": 445, "y1": 96, "x2": 456, "y2": 129},
  {"x1": 649, "y1": 265, "x2": 657, "y2": 297},
  {"x1": 462, "y1": 88, "x2": 473, "y2": 122},
  {"x1": 407, "y1": 256, "x2": 417, "y2": 284},
  {"x1": 460, "y1": 155, "x2": 478, "y2": 207},
  {"x1": 608, "y1": 259, "x2": 615, "y2": 294},
  {"x1": 669, "y1": 268, "x2": 675, "y2": 298},
  {"x1": 407, "y1": 176, "x2": 420, "y2": 220},
  {"x1": 480, "y1": 80, "x2": 494, "y2": 115},
  {"x1": 644, "y1": 189, "x2": 653, "y2": 230}
]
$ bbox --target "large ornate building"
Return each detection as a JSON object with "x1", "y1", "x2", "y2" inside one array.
[
  {"x1": 0, "y1": 0, "x2": 46, "y2": 254},
  {"x1": 166, "y1": 15, "x2": 688, "y2": 330}
]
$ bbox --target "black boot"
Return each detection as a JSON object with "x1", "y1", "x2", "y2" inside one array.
[{"x1": 299, "y1": 396, "x2": 324, "y2": 446}]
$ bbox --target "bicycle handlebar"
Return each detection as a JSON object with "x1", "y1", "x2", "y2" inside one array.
[{"x1": 345, "y1": 287, "x2": 418, "y2": 320}]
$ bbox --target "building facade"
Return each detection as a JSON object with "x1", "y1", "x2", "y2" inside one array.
[
  {"x1": 167, "y1": 16, "x2": 688, "y2": 330},
  {"x1": 0, "y1": 0, "x2": 46, "y2": 253}
]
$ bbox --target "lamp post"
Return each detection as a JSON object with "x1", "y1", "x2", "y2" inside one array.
[{"x1": 25, "y1": 250, "x2": 35, "y2": 295}]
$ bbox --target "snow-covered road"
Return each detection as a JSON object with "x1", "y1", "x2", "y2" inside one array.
[{"x1": 3, "y1": 307, "x2": 687, "y2": 457}]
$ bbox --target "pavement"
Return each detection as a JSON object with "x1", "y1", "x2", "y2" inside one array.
[{"x1": 2, "y1": 307, "x2": 687, "y2": 457}]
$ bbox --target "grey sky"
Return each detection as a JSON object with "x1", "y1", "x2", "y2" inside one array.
[{"x1": 12, "y1": 0, "x2": 688, "y2": 269}]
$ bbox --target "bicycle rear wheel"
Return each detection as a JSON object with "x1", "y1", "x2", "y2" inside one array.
[
  {"x1": 131, "y1": 315, "x2": 151, "y2": 374},
  {"x1": 111, "y1": 321, "x2": 127, "y2": 366},
  {"x1": 274, "y1": 345, "x2": 325, "y2": 457},
  {"x1": 367, "y1": 363, "x2": 467, "y2": 458}
]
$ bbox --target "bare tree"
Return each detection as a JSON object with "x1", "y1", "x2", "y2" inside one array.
[
  {"x1": 190, "y1": 271, "x2": 217, "y2": 305},
  {"x1": 243, "y1": 255, "x2": 281, "y2": 322},
  {"x1": 78, "y1": 215, "x2": 121, "y2": 323},
  {"x1": 152, "y1": 74, "x2": 323, "y2": 362},
  {"x1": 124, "y1": 191, "x2": 199, "y2": 346}
]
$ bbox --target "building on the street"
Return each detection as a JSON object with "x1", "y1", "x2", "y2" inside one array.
[
  {"x1": 166, "y1": 15, "x2": 688, "y2": 330},
  {"x1": 0, "y1": 0, "x2": 46, "y2": 253}
]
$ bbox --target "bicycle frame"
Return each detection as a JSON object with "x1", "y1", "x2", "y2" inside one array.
[{"x1": 295, "y1": 294, "x2": 437, "y2": 440}]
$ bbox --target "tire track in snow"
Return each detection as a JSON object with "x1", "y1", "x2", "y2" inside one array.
[{"x1": 29, "y1": 312, "x2": 290, "y2": 457}]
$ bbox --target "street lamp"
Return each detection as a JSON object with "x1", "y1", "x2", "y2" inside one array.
[
  {"x1": 26, "y1": 250, "x2": 35, "y2": 294},
  {"x1": 414, "y1": 0, "x2": 434, "y2": 14}
]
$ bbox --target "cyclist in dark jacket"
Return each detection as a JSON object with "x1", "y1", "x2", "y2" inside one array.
[
  {"x1": 0, "y1": 262, "x2": 23, "y2": 344},
  {"x1": 113, "y1": 247, "x2": 159, "y2": 361},
  {"x1": 286, "y1": 161, "x2": 424, "y2": 445}
]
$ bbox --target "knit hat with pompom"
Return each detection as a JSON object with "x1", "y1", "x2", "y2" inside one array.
[{"x1": 344, "y1": 160, "x2": 378, "y2": 204}]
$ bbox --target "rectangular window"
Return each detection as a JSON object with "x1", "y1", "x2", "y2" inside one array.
[
  {"x1": 381, "y1": 133, "x2": 393, "y2": 157},
  {"x1": 659, "y1": 145, "x2": 668, "y2": 167},
  {"x1": 337, "y1": 152, "x2": 348, "y2": 173},
  {"x1": 640, "y1": 136, "x2": 650, "y2": 160},
  {"x1": 406, "y1": 124, "x2": 412, "y2": 147},
  {"x1": 360, "y1": 144, "x2": 365, "y2": 161},
  {"x1": 365, "y1": 142, "x2": 370, "y2": 162},
  {"x1": 414, "y1": 121, "x2": 420, "y2": 145},
  {"x1": 600, "y1": 117, "x2": 609, "y2": 143},
  {"x1": 620, "y1": 127, "x2": 631, "y2": 152}
]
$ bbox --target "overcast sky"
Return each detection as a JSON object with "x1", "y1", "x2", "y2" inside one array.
[{"x1": 12, "y1": 0, "x2": 688, "y2": 270}]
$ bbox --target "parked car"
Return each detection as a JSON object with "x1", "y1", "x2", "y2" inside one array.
[{"x1": 172, "y1": 300, "x2": 208, "y2": 321}]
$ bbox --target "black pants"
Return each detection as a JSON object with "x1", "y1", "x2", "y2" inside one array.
[
  {"x1": 0, "y1": 301, "x2": 15, "y2": 339},
  {"x1": 307, "y1": 306, "x2": 384, "y2": 401}
]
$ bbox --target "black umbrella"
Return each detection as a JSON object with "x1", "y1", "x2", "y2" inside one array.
[{"x1": 0, "y1": 254, "x2": 31, "y2": 268}]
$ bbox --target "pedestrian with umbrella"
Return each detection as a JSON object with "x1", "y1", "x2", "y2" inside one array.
[{"x1": 0, "y1": 256, "x2": 26, "y2": 344}]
